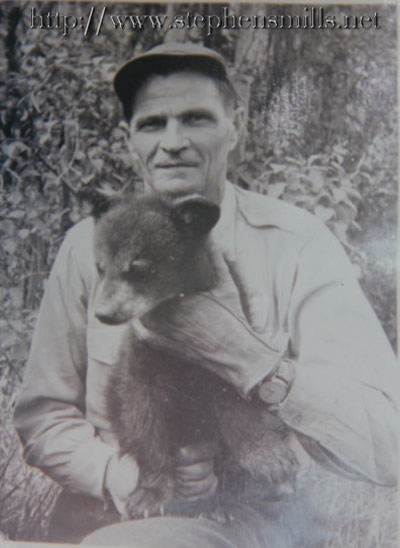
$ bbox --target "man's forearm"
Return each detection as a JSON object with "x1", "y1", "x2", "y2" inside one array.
[
  {"x1": 149, "y1": 290, "x2": 399, "y2": 487},
  {"x1": 267, "y1": 363, "x2": 399, "y2": 486},
  {"x1": 143, "y1": 294, "x2": 285, "y2": 397},
  {"x1": 13, "y1": 219, "x2": 119, "y2": 499},
  {"x1": 14, "y1": 397, "x2": 118, "y2": 499}
]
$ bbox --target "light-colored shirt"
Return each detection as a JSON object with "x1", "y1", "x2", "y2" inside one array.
[{"x1": 14, "y1": 181, "x2": 399, "y2": 501}]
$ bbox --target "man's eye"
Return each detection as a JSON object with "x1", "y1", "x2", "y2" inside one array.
[
  {"x1": 183, "y1": 112, "x2": 215, "y2": 126},
  {"x1": 136, "y1": 118, "x2": 164, "y2": 132},
  {"x1": 96, "y1": 263, "x2": 104, "y2": 276}
]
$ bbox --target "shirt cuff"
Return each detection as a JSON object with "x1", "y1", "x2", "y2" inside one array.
[
  {"x1": 68, "y1": 437, "x2": 119, "y2": 499},
  {"x1": 238, "y1": 342, "x2": 283, "y2": 398}
]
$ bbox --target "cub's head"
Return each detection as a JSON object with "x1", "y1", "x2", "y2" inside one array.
[{"x1": 91, "y1": 191, "x2": 220, "y2": 325}]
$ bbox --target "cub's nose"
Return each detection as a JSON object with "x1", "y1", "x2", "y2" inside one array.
[
  {"x1": 95, "y1": 312, "x2": 124, "y2": 326},
  {"x1": 95, "y1": 310, "x2": 128, "y2": 325}
]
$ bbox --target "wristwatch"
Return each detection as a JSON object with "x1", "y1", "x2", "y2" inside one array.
[{"x1": 256, "y1": 359, "x2": 296, "y2": 406}]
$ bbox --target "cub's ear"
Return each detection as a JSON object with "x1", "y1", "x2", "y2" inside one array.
[
  {"x1": 79, "y1": 187, "x2": 121, "y2": 219},
  {"x1": 172, "y1": 195, "x2": 220, "y2": 234}
]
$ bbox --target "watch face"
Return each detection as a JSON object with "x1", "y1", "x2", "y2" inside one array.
[
  {"x1": 258, "y1": 359, "x2": 296, "y2": 405},
  {"x1": 258, "y1": 377, "x2": 289, "y2": 405}
]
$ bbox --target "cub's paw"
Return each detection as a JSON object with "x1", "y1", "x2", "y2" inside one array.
[
  {"x1": 263, "y1": 445, "x2": 300, "y2": 484},
  {"x1": 125, "y1": 473, "x2": 174, "y2": 519},
  {"x1": 199, "y1": 504, "x2": 235, "y2": 524},
  {"x1": 239, "y1": 445, "x2": 300, "y2": 500}
]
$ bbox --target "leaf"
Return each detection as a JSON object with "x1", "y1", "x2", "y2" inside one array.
[
  {"x1": 2, "y1": 332, "x2": 19, "y2": 350},
  {"x1": 314, "y1": 205, "x2": 335, "y2": 222},
  {"x1": 88, "y1": 147, "x2": 101, "y2": 159},
  {"x1": 18, "y1": 229, "x2": 30, "y2": 240},
  {"x1": 269, "y1": 163, "x2": 287, "y2": 173},
  {"x1": 341, "y1": 199, "x2": 358, "y2": 215},
  {"x1": 91, "y1": 158, "x2": 104, "y2": 172},
  {"x1": 332, "y1": 221, "x2": 349, "y2": 243},
  {"x1": 347, "y1": 188, "x2": 362, "y2": 200},
  {"x1": 119, "y1": 153, "x2": 134, "y2": 168},
  {"x1": 331, "y1": 161, "x2": 346, "y2": 175},
  {"x1": 82, "y1": 174, "x2": 96, "y2": 184},
  {"x1": 75, "y1": 151, "x2": 86, "y2": 161},
  {"x1": 307, "y1": 154, "x2": 323, "y2": 168},
  {"x1": 2, "y1": 239, "x2": 17, "y2": 255},
  {"x1": 5, "y1": 141, "x2": 30, "y2": 157},
  {"x1": 267, "y1": 183, "x2": 286, "y2": 199},
  {"x1": 9, "y1": 288, "x2": 23, "y2": 309},
  {"x1": 7, "y1": 210, "x2": 25, "y2": 220},
  {"x1": 333, "y1": 144, "x2": 348, "y2": 156},
  {"x1": 0, "y1": 220, "x2": 17, "y2": 237},
  {"x1": 309, "y1": 170, "x2": 325, "y2": 192},
  {"x1": 9, "y1": 341, "x2": 28, "y2": 362},
  {"x1": 330, "y1": 186, "x2": 347, "y2": 203}
]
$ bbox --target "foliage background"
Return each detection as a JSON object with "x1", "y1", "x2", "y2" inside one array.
[{"x1": 0, "y1": 1, "x2": 398, "y2": 544}]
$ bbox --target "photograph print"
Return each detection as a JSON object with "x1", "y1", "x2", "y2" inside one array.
[{"x1": 0, "y1": 2, "x2": 398, "y2": 547}]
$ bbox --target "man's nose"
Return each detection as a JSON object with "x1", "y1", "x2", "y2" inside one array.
[{"x1": 160, "y1": 120, "x2": 189, "y2": 153}]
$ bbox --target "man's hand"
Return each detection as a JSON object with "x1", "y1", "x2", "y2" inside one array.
[
  {"x1": 104, "y1": 453, "x2": 139, "y2": 518},
  {"x1": 174, "y1": 441, "x2": 218, "y2": 502},
  {"x1": 105, "y1": 443, "x2": 217, "y2": 519},
  {"x1": 142, "y1": 244, "x2": 285, "y2": 397}
]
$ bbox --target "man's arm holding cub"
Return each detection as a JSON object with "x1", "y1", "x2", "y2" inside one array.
[
  {"x1": 13, "y1": 221, "x2": 119, "y2": 499},
  {"x1": 145, "y1": 234, "x2": 399, "y2": 486},
  {"x1": 14, "y1": 221, "x2": 217, "y2": 514}
]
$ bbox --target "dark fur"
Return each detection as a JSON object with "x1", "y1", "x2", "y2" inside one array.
[{"x1": 92, "y1": 191, "x2": 299, "y2": 519}]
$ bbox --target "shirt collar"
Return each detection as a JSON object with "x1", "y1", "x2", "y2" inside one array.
[{"x1": 211, "y1": 180, "x2": 237, "y2": 256}]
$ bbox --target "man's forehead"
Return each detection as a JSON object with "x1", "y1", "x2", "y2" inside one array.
[{"x1": 132, "y1": 72, "x2": 226, "y2": 118}]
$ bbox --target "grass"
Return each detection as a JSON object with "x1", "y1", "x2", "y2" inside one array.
[
  {"x1": 0, "y1": 360, "x2": 398, "y2": 545},
  {"x1": 0, "y1": 420, "x2": 60, "y2": 541},
  {"x1": 306, "y1": 463, "x2": 399, "y2": 548}
]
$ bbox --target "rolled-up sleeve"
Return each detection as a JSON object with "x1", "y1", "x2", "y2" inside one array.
[
  {"x1": 275, "y1": 228, "x2": 399, "y2": 486},
  {"x1": 14, "y1": 220, "x2": 117, "y2": 499}
]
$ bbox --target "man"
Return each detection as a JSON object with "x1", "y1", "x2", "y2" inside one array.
[{"x1": 14, "y1": 43, "x2": 399, "y2": 546}]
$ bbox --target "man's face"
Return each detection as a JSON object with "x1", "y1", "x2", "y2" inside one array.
[{"x1": 129, "y1": 72, "x2": 239, "y2": 204}]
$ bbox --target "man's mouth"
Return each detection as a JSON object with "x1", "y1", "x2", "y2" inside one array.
[{"x1": 155, "y1": 163, "x2": 198, "y2": 169}]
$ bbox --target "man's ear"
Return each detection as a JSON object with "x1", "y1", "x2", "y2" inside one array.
[
  {"x1": 125, "y1": 121, "x2": 143, "y2": 173},
  {"x1": 80, "y1": 187, "x2": 121, "y2": 219},
  {"x1": 228, "y1": 106, "x2": 245, "y2": 152},
  {"x1": 172, "y1": 195, "x2": 220, "y2": 234}
]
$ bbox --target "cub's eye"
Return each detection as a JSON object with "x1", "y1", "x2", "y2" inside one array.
[{"x1": 123, "y1": 258, "x2": 153, "y2": 282}]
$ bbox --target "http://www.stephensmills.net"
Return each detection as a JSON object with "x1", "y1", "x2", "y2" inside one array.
[{"x1": 29, "y1": 6, "x2": 381, "y2": 37}]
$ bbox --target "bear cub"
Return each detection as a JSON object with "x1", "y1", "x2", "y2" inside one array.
[{"x1": 91, "y1": 190, "x2": 299, "y2": 520}]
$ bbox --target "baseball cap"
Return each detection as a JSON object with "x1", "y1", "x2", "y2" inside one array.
[{"x1": 114, "y1": 42, "x2": 232, "y2": 120}]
